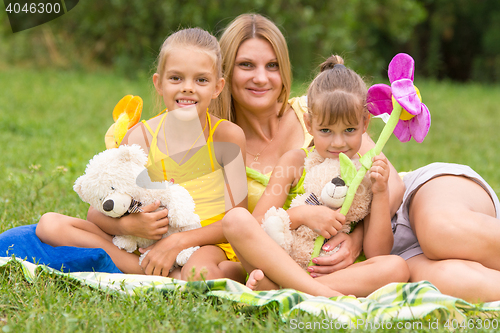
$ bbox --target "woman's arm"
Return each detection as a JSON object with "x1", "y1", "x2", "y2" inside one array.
[
  {"x1": 251, "y1": 149, "x2": 305, "y2": 222},
  {"x1": 308, "y1": 222, "x2": 363, "y2": 276}
]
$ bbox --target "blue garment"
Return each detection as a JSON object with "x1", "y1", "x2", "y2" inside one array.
[{"x1": 0, "y1": 224, "x2": 121, "y2": 273}]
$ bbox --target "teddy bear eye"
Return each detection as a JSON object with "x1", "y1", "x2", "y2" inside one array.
[{"x1": 111, "y1": 186, "x2": 115, "y2": 190}]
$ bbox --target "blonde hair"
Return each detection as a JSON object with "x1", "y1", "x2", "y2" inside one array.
[
  {"x1": 154, "y1": 28, "x2": 222, "y2": 113},
  {"x1": 215, "y1": 13, "x2": 291, "y2": 121},
  {"x1": 307, "y1": 55, "x2": 368, "y2": 127}
]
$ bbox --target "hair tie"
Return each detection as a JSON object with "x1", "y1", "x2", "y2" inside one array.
[{"x1": 334, "y1": 64, "x2": 345, "y2": 69}]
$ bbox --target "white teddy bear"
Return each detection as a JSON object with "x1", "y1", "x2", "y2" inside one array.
[
  {"x1": 73, "y1": 144, "x2": 202, "y2": 270},
  {"x1": 261, "y1": 149, "x2": 373, "y2": 270}
]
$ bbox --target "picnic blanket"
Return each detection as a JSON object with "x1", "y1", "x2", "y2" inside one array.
[{"x1": 2, "y1": 256, "x2": 499, "y2": 325}]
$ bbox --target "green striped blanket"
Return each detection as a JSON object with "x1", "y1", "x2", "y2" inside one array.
[{"x1": 2, "y1": 256, "x2": 499, "y2": 325}]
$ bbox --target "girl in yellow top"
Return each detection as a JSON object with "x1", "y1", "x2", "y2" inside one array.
[{"x1": 37, "y1": 28, "x2": 248, "y2": 282}]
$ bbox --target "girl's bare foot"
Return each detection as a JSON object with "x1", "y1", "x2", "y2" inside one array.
[
  {"x1": 246, "y1": 269, "x2": 279, "y2": 291},
  {"x1": 246, "y1": 269, "x2": 344, "y2": 298}
]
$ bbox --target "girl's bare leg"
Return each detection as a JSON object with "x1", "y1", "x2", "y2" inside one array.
[
  {"x1": 36, "y1": 213, "x2": 143, "y2": 274},
  {"x1": 407, "y1": 254, "x2": 500, "y2": 303},
  {"x1": 180, "y1": 245, "x2": 246, "y2": 282},
  {"x1": 315, "y1": 255, "x2": 410, "y2": 297},
  {"x1": 223, "y1": 207, "x2": 343, "y2": 297},
  {"x1": 409, "y1": 175, "x2": 500, "y2": 270},
  {"x1": 217, "y1": 260, "x2": 247, "y2": 283}
]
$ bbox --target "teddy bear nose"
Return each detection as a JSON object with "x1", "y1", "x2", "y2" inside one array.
[
  {"x1": 103, "y1": 199, "x2": 114, "y2": 212},
  {"x1": 331, "y1": 177, "x2": 345, "y2": 187}
]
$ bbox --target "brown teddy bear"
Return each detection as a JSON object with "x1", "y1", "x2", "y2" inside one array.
[{"x1": 261, "y1": 149, "x2": 373, "y2": 270}]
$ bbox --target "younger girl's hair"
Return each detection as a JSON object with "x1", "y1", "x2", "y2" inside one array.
[
  {"x1": 154, "y1": 28, "x2": 222, "y2": 113},
  {"x1": 307, "y1": 55, "x2": 368, "y2": 126},
  {"x1": 215, "y1": 13, "x2": 292, "y2": 122}
]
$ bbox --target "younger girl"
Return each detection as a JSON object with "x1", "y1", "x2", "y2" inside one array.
[
  {"x1": 37, "y1": 28, "x2": 248, "y2": 282},
  {"x1": 222, "y1": 55, "x2": 409, "y2": 297}
]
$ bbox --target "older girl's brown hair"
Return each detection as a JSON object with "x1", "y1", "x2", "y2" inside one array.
[
  {"x1": 307, "y1": 55, "x2": 368, "y2": 127},
  {"x1": 215, "y1": 14, "x2": 291, "y2": 121}
]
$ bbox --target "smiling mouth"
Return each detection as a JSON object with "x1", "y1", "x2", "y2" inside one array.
[
  {"x1": 247, "y1": 88, "x2": 269, "y2": 94},
  {"x1": 177, "y1": 99, "x2": 197, "y2": 107}
]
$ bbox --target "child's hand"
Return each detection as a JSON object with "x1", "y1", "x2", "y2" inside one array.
[
  {"x1": 369, "y1": 155, "x2": 390, "y2": 194},
  {"x1": 308, "y1": 230, "x2": 363, "y2": 276},
  {"x1": 303, "y1": 205, "x2": 346, "y2": 239},
  {"x1": 122, "y1": 200, "x2": 170, "y2": 240},
  {"x1": 139, "y1": 233, "x2": 183, "y2": 276}
]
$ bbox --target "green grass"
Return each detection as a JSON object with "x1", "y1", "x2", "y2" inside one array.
[{"x1": 2, "y1": 68, "x2": 500, "y2": 332}]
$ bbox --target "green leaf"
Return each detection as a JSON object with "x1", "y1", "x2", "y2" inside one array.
[{"x1": 339, "y1": 153, "x2": 357, "y2": 186}]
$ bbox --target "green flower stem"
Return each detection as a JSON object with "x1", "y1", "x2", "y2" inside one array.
[{"x1": 309, "y1": 102, "x2": 403, "y2": 270}]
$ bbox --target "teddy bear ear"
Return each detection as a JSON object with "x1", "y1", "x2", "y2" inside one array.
[{"x1": 73, "y1": 175, "x2": 87, "y2": 200}]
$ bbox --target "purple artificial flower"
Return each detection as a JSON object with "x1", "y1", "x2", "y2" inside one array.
[{"x1": 367, "y1": 53, "x2": 431, "y2": 143}]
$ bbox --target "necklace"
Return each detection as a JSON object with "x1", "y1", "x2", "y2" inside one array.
[{"x1": 246, "y1": 117, "x2": 281, "y2": 161}]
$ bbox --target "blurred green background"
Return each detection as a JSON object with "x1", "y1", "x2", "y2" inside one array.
[{"x1": 1, "y1": 0, "x2": 500, "y2": 82}]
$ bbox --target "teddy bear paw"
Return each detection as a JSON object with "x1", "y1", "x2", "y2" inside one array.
[
  {"x1": 176, "y1": 246, "x2": 200, "y2": 266},
  {"x1": 113, "y1": 235, "x2": 138, "y2": 253},
  {"x1": 138, "y1": 250, "x2": 150, "y2": 266}
]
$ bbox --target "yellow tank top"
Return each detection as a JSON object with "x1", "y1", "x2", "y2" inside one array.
[
  {"x1": 247, "y1": 96, "x2": 313, "y2": 212},
  {"x1": 141, "y1": 111, "x2": 226, "y2": 227}
]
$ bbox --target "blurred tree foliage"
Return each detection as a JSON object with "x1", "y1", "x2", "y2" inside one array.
[
  {"x1": 1, "y1": 0, "x2": 499, "y2": 82},
  {"x1": 0, "y1": 0, "x2": 425, "y2": 80},
  {"x1": 401, "y1": 0, "x2": 500, "y2": 82}
]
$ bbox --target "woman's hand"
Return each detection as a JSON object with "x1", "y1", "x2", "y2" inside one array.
[
  {"x1": 296, "y1": 205, "x2": 346, "y2": 239},
  {"x1": 139, "y1": 232, "x2": 184, "y2": 276},
  {"x1": 307, "y1": 225, "x2": 363, "y2": 277},
  {"x1": 121, "y1": 201, "x2": 170, "y2": 240}
]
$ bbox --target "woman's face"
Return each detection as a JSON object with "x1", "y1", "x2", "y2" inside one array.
[{"x1": 231, "y1": 38, "x2": 283, "y2": 114}]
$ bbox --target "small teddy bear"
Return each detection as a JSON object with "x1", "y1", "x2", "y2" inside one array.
[
  {"x1": 73, "y1": 144, "x2": 202, "y2": 271},
  {"x1": 261, "y1": 149, "x2": 373, "y2": 270}
]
